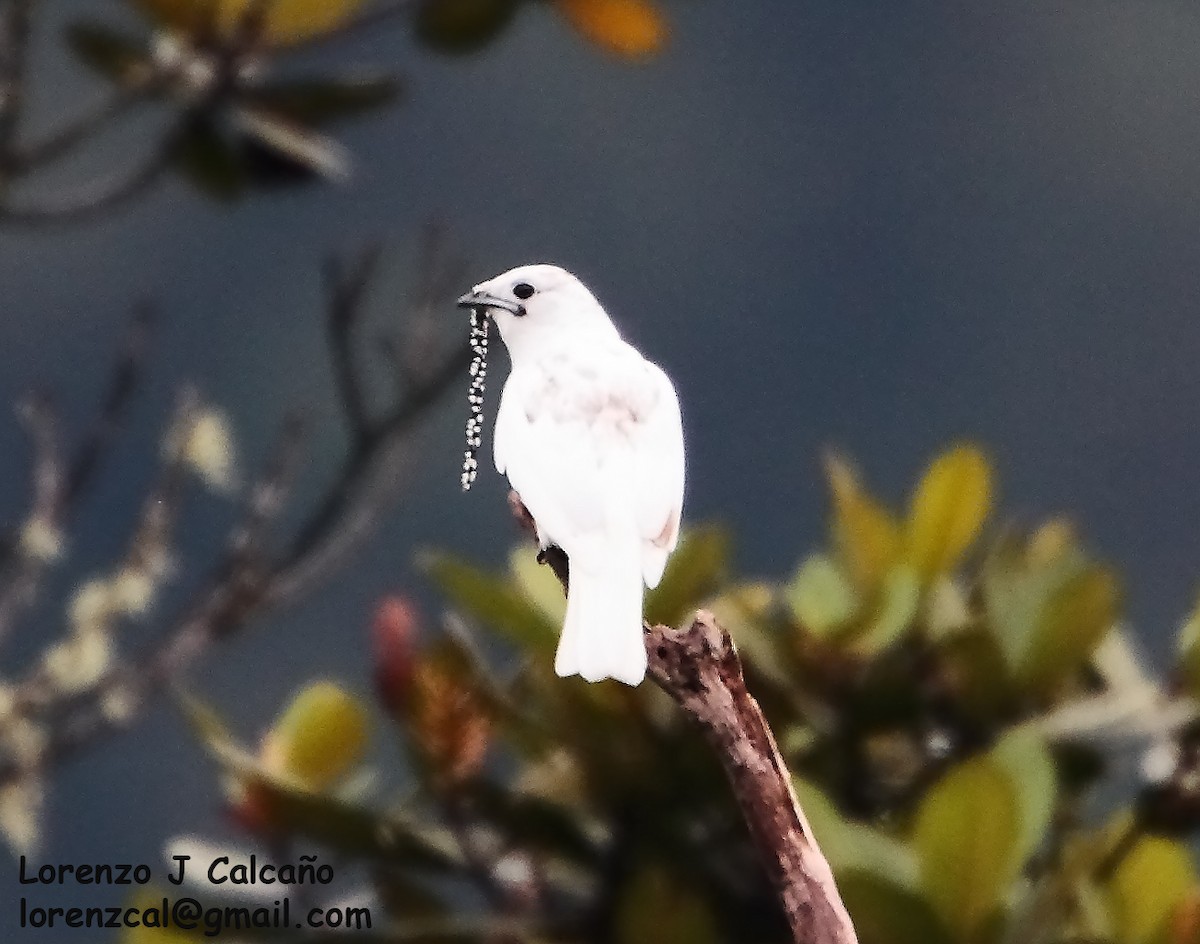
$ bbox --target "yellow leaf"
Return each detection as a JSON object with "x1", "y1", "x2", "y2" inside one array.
[
  {"x1": 825, "y1": 452, "x2": 901, "y2": 593},
  {"x1": 904, "y1": 443, "x2": 993, "y2": 579},
  {"x1": 130, "y1": 0, "x2": 365, "y2": 47},
  {"x1": 914, "y1": 758, "x2": 1020, "y2": 939},
  {"x1": 555, "y1": 0, "x2": 667, "y2": 59},
  {"x1": 262, "y1": 681, "x2": 369, "y2": 791},
  {"x1": 1110, "y1": 837, "x2": 1197, "y2": 944}
]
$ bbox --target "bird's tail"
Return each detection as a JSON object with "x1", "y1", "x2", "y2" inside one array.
[{"x1": 556, "y1": 556, "x2": 646, "y2": 686}]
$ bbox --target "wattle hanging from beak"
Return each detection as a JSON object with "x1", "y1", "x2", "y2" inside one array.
[{"x1": 456, "y1": 290, "x2": 526, "y2": 317}]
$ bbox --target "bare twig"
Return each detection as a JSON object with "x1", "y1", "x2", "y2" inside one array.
[
  {"x1": 0, "y1": 0, "x2": 37, "y2": 166},
  {"x1": 63, "y1": 302, "x2": 154, "y2": 507},
  {"x1": 0, "y1": 412, "x2": 308, "y2": 765},
  {"x1": 324, "y1": 245, "x2": 383, "y2": 442},
  {"x1": 399, "y1": 223, "x2": 469, "y2": 385},
  {"x1": 225, "y1": 411, "x2": 307, "y2": 571},
  {"x1": 0, "y1": 392, "x2": 62, "y2": 644},
  {"x1": 122, "y1": 387, "x2": 202, "y2": 571},
  {"x1": 264, "y1": 335, "x2": 469, "y2": 606},
  {"x1": 0, "y1": 305, "x2": 152, "y2": 645},
  {"x1": 10, "y1": 73, "x2": 164, "y2": 172},
  {"x1": 15, "y1": 393, "x2": 62, "y2": 533},
  {"x1": 508, "y1": 494, "x2": 858, "y2": 944},
  {"x1": 0, "y1": 141, "x2": 172, "y2": 224}
]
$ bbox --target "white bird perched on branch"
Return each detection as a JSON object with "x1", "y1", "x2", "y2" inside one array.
[{"x1": 457, "y1": 264, "x2": 685, "y2": 686}]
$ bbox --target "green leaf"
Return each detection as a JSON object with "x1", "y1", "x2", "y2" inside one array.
[
  {"x1": 983, "y1": 529, "x2": 1088, "y2": 670},
  {"x1": 235, "y1": 108, "x2": 349, "y2": 180},
  {"x1": 1016, "y1": 566, "x2": 1120, "y2": 694},
  {"x1": 786, "y1": 553, "x2": 859, "y2": 636},
  {"x1": 852, "y1": 565, "x2": 921, "y2": 654},
  {"x1": 170, "y1": 118, "x2": 248, "y2": 202},
  {"x1": 615, "y1": 864, "x2": 720, "y2": 944},
  {"x1": 179, "y1": 694, "x2": 461, "y2": 874},
  {"x1": 65, "y1": 21, "x2": 150, "y2": 82},
  {"x1": 838, "y1": 870, "x2": 954, "y2": 944},
  {"x1": 415, "y1": 0, "x2": 520, "y2": 54},
  {"x1": 242, "y1": 772, "x2": 463, "y2": 873},
  {"x1": 914, "y1": 757, "x2": 1020, "y2": 939},
  {"x1": 243, "y1": 75, "x2": 401, "y2": 127},
  {"x1": 175, "y1": 689, "x2": 234, "y2": 751},
  {"x1": 794, "y1": 777, "x2": 919, "y2": 889},
  {"x1": 1110, "y1": 836, "x2": 1197, "y2": 944},
  {"x1": 937, "y1": 629, "x2": 1013, "y2": 721},
  {"x1": 644, "y1": 525, "x2": 729, "y2": 627},
  {"x1": 509, "y1": 547, "x2": 566, "y2": 625},
  {"x1": 991, "y1": 727, "x2": 1056, "y2": 868},
  {"x1": 421, "y1": 551, "x2": 559, "y2": 650},
  {"x1": 463, "y1": 778, "x2": 599, "y2": 867}
]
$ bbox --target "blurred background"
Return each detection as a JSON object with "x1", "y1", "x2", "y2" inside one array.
[{"x1": 3, "y1": 0, "x2": 1200, "y2": 941}]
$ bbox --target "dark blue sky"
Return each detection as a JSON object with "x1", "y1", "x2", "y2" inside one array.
[{"x1": 3, "y1": 0, "x2": 1200, "y2": 933}]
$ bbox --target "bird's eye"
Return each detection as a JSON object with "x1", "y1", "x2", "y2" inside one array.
[{"x1": 513, "y1": 282, "x2": 535, "y2": 300}]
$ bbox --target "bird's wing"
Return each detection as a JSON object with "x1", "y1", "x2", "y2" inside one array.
[
  {"x1": 493, "y1": 379, "x2": 516, "y2": 475},
  {"x1": 498, "y1": 384, "x2": 609, "y2": 565},
  {"x1": 498, "y1": 348, "x2": 684, "y2": 585},
  {"x1": 633, "y1": 361, "x2": 685, "y2": 588}
]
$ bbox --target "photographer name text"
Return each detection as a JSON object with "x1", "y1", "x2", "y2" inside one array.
[{"x1": 18, "y1": 853, "x2": 335, "y2": 887}]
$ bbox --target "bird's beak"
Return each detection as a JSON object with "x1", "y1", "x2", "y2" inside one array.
[{"x1": 456, "y1": 290, "x2": 526, "y2": 317}]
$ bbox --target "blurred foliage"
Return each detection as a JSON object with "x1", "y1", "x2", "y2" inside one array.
[
  {"x1": 129, "y1": 0, "x2": 368, "y2": 47},
  {"x1": 1, "y1": 0, "x2": 671, "y2": 223},
  {"x1": 134, "y1": 442, "x2": 1200, "y2": 943}
]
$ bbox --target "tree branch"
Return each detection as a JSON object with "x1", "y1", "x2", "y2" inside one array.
[
  {"x1": 62, "y1": 301, "x2": 154, "y2": 507},
  {"x1": 9, "y1": 72, "x2": 163, "y2": 173},
  {"x1": 324, "y1": 245, "x2": 382, "y2": 443},
  {"x1": 508, "y1": 493, "x2": 858, "y2": 944},
  {"x1": 0, "y1": 141, "x2": 171, "y2": 224},
  {"x1": 0, "y1": 392, "x2": 63, "y2": 645},
  {"x1": 646, "y1": 614, "x2": 857, "y2": 944},
  {"x1": 0, "y1": 0, "x2": 36, "y2": 167},
  {"x1": 0, "y1": 305, "x2": 151, "y2": 645},
  {"x1": 0, "y1": 252, "x2": 468, "y2": 788}
]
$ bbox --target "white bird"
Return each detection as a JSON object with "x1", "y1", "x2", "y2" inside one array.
[{"x1": 457, "y1": 264, "x2": 685, "y2": 686}]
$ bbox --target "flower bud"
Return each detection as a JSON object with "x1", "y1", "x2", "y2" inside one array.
[{"x1": 372, "y1": 596, "x2": 419, "y2": 717}]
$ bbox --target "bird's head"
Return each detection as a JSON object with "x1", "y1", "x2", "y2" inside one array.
[{"x1": 456, "y1": 264, "x2": 618, "y2": 360}]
